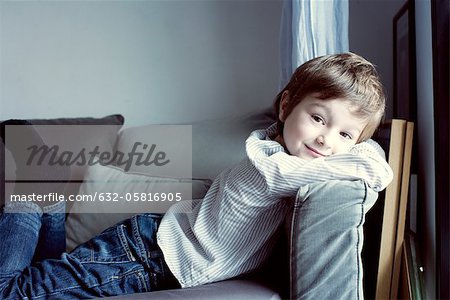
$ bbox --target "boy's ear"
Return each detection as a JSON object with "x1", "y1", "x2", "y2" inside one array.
[{"x1": 279, "y1": 91, "x2": 290, "y2": 122}]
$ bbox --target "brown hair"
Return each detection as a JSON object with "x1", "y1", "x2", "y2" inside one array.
[{"x1": 274, "y1": 52, "x2": 386, "y2": 142}]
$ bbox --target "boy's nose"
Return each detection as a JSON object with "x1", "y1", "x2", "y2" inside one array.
[
  {"x1": 317, "y1": 135, "x2": 325, "y2": 145},
  {"x1": 316, "y1": 134, "x2": 332, "y2": 148}
]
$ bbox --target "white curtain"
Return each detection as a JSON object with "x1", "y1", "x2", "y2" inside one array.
[{"x1": 280, "y1": 0, "x2": 349, "y2": 88}]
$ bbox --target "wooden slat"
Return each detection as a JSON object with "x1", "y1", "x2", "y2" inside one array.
[
  {"x1": 391, "y1": 121, "x2": 414, "y2": 298},
  {"x1": 375, "y1": 119, "x2": 407, "y2": 299}
]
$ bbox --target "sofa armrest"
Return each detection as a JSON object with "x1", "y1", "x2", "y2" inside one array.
[{"x1": 287, "y1": 180, "x2": 378, "y2": 299}]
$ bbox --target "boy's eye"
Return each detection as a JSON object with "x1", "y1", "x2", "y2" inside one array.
[
  {"x1": 340, "y1": 132, "x2": 353, "y2": 140},
  {"x1": 312, "y1": 115, "x2": 325, "y2": 125}
]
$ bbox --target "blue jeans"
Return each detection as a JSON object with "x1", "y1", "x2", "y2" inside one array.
[{"x1": 0, "y1": 202, "x2": 180, "y2": 299}]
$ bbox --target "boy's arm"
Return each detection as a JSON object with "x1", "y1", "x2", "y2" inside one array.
[{"x1": 249, "y1": 140, "x2": 393, "y2": 195}]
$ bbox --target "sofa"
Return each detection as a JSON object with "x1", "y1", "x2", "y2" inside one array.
[{"x1": 2, "y1": 111, "x2": 380, "y2": 299}]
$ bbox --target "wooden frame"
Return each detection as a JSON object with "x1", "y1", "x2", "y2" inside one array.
[{"x1": 371, "y1": 119, "x2": 414, "y2": 299}]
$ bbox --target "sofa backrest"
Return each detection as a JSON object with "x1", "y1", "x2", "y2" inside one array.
[{"x1": 115, "y1": 107, "x2": 276, "y2": 180}]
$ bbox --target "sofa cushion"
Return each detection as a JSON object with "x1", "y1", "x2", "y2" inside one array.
[
  {"x1": 115, "y1": 107, "x2": 276, "y2": 180},
  {"x1": 2, "y1": 114, "x2": 124, "y2": 207},
  {"x1": 190, "y1": 107, "x2": 276, "y2": 180},
  {"x1": 26, "y1": 114, "x2": 124, "y2": 126},
  {"x1": 103, "y1": 278, "x2": 282, "y2": 300},
  {"x1": 65, "y1": 163, "x2": 212, "y2": 251},
  {"x1": 113, "y1": 124, "x2": 193, "y2": 179},
  {"x1": 287, "y1": 180, "x2": 378, "y2": 299}
]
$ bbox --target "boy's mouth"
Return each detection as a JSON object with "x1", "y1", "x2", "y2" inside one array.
[{"x1": 305, "y1": 145, "x2": 325, "y2": 157}]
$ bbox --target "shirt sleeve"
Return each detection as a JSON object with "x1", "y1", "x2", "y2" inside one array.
[{"x1": 248, "y1": 138, "x2": 393, "y2": 196}]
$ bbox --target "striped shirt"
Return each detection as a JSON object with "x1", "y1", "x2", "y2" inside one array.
[{"x1": 156, "y1": 123, "x2": 393, "y2": 288}]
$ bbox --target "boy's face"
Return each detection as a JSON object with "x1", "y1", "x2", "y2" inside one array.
[{"x1": 277, "y1": 92, "x2": 368, "y2": 160}]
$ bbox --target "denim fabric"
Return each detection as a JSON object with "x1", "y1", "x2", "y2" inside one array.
[
  {"x1": 0, "y1": 203, "x2": 42, "y2": 279},
  {"x1": 34, "y1": 201, "x2": 67, "y2": 262},
  {"x1": 0, "y1": 203, "x2": 179, "y2": 299}
]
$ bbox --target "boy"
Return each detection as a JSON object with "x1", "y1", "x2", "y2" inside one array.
[{"x1": 0, "y1": 52, "x2": 392, "y2": 298}]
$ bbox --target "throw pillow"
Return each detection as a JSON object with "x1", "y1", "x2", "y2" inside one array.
[
  {"x1": 65, "y1": 163, "x2": 212, "y2": 251},
  {"x1": 2, "y1": 114, "x2": 125, "y2": 209}
]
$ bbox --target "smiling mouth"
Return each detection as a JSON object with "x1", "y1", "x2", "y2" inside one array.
[{"x1": 305, "y1": 145, "x2": 325, "y2": 157}]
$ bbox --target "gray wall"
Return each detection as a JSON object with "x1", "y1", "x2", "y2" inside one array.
[
  {"x1": 349, "y1": 0, "x2": 405, "y2": 120},
  {"x1": 1, "y1": 0, "x2": 404, "y2": 125},
  {"x1": 0, "y1": 0, "x2": 282, "y2": 126}
]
